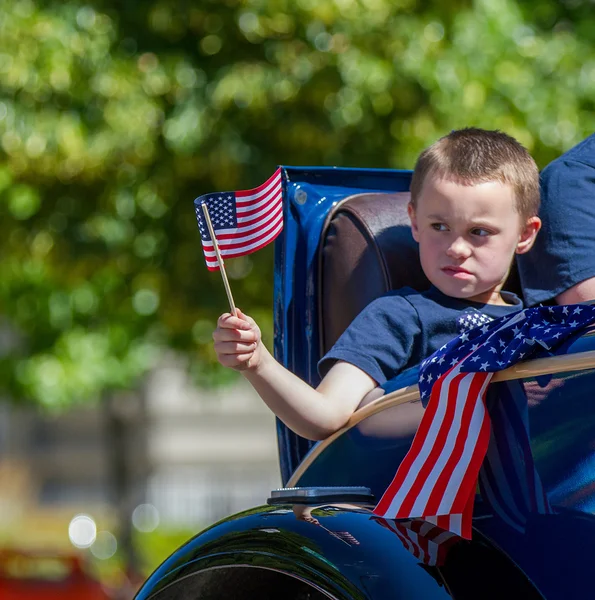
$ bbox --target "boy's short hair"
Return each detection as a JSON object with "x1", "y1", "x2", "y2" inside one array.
[{"x1": 410, "y1": 128, "x2": 540, "y2": 219}]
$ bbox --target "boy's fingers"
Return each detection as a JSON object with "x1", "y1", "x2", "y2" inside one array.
[
  {"x1": 214, "y1": 340, "x2": 257, "y2": 354},
  {"x1": 218, "y1": 312, "x2": 252, "y2": 331},
  {"x1": 236, "y1": 308, "x2": 258, "y2": 328},
  {"x1": 218, "y1": 351, "x2": 254, "y2": 369},
  {"x1": 213, "y1": 328, "x2": 257, "y2": 344}
]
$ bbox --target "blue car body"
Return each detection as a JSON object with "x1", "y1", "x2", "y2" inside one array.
[{"x1": 135, "y1": 168, "x2": 595, "y2": 599}]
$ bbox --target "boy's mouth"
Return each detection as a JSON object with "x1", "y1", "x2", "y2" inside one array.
[{"x1": 441, "y1": 266, "x2": 473, "y2": 279}]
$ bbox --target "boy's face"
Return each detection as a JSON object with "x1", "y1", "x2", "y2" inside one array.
[{"x1": 408, "y1": 175, "x2": 541, "y2": 305}]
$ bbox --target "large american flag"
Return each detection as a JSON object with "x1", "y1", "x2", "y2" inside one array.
[
  {"x1": 194, "y1": 168, "x2": 283, "y2": 271},
  {"x1": 374, "y1": 304, "x2": 595, "y2": 539}
]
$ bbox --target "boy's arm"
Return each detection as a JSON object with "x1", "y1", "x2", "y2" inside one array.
[
  {"x1": 214, "y1": 311, "x2": 377, "y2": 440},
  {"x1": 245, "y1": 347, "x2": 377, "y2": 440}
]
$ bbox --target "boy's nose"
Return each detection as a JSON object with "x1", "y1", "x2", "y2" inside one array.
[{"x1": 446, "y1": 237, "x2": 471, "y2": 260}]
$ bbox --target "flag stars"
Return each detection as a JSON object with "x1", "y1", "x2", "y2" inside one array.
[
  {"x1": 458, "y1": 311, "x2": 492, "y2": 332},
  {"x1": 417, "y1": 304, "x2": 595, "y2": 415},
  {"x1": 196, "y1": 194, "x2": 238, "y2": 238}
]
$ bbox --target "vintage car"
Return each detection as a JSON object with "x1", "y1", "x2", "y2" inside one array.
[{"x1": 135, "y1": 167, "x2": 595, "y2": 599}]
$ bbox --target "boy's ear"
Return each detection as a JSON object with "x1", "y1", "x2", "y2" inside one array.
[
  {"x1": 515, "y1": 216, "x2": 542, "y2": 255},
  {"x1": 407, "y1": 202, "x2": 420, "y2": 242}
]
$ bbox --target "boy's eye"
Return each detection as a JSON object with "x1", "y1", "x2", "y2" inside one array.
[
  {"x1": 431, "y1": 223, "x2": 448, "y2": 231},
  {"x1": 471, "y1": 228, "x2": 492, "y2": 237}
]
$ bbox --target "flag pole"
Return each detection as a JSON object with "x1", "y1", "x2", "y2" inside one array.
[{"x1": 201, "y1": 203, "x2": 237, "y2": 317}]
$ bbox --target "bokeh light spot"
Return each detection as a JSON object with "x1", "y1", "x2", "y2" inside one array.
[
  {"x1": 133, "y1": 289, "x2": 160, "y2": 315},
  {"x1": 424, "y1": 22, "x2": 445, "y2": 43},
  {"x1": 90, "y1": 531, "x2": 118, "y2": 559},
  {"x1": 76, "y1": 7, "x2": 96, "y2": 30},
  {"x1": 68, "y1": 514, "x2": 97, "y2": 548},
  {"x1": 201, "y1": 35, "x2": 222, "y2": 55},
  {"x1": 132, "y1": 504, "x2": 160, "y2": 532},
  {"x1": 8, "y1": 184, "x2": 41, "y2": 220}
]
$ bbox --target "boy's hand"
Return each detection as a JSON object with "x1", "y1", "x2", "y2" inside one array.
[{"x1": 213, "y1": 309, "x2": 263, "y2": 371}]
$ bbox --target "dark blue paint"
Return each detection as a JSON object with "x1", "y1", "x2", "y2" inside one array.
[
  {"x1": 274, "y1": 167, "x2": 413, "y2": 484},
  {"x1": 135, "y1": 503, "x2": 543, "y2": 600}
]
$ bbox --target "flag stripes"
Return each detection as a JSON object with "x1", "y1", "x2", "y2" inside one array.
[
  {"x1": 375, "y1": 518, "x2": 461, "y2": 566},
  {"x1": 374, "y1": 366, "x2": 493, "y2": 538}
]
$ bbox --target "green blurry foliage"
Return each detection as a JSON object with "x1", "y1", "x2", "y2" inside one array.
[{"x1": 0, "y1": 0, "x2": 594, "y2": 407}]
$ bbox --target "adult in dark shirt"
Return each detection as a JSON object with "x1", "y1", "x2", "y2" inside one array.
[{"x1": 517, "y1": 134, "x2": 595, "y2": 306}]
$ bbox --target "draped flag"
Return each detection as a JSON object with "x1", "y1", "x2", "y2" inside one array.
[
  {"x1": 194, "y1": 168, "x2": 283, "y2": 271},
  {"x1": 373, "y1": 304, "x2": 595, "y2": 539},
  {"x1": 478, "y1": 379, "x2": 551, "y2": 533},
  {"x1": 373, "y1": 517, "x2": 461, "y2": 566}
]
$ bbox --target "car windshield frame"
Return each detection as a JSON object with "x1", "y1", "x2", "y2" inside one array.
[{"x1": 287, "y1": 332, "x2": 595, "y2": 488}]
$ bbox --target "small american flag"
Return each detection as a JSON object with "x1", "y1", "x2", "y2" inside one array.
[
  {"x1": 374, "y1": 304, "x2": 595, "y2": 539},
  {"x1": 194, "y1": 168, "x2": 283, "y2": 271}
]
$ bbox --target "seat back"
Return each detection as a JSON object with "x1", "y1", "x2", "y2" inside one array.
[{"x1": 318, "y1": 192, "x2": 522, "y2": 356}]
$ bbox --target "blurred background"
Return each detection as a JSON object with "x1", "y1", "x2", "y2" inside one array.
[{"x1": 1, "y1": 0, "x2": 595, "y2": 596}]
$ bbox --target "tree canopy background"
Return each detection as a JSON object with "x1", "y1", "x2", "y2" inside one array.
[{"x1": 1, "y1": 0, "x2": 595, "y2": 407}]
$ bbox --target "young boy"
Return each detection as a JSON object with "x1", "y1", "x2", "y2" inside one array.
[{"x1": 212, "y1": 128, "x2": 542, "y2": 441}]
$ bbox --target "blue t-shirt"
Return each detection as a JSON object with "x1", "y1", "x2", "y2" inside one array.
[
  {"x1": 517, "y1": 133, "x2": 595, "y2": 306},
  {"x1": 318, "y1": 286, "x2": 523, "y2": 385}
]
